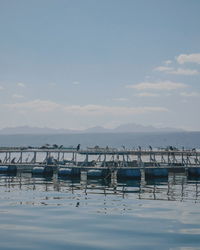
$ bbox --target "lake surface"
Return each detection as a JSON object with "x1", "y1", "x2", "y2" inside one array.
[
  {"x1": 0, "y1": 173, "x2": 200, "y2": 250},
  {"x1": 0, "y1": 132, "x2": 200, "y2": 148}
]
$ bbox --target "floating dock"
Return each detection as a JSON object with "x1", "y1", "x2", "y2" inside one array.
[{"x1": 0, "y1": 147, "x2": 200, "y2": 180}]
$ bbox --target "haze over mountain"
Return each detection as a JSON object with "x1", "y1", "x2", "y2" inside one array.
[{"x1": 0, "y1": 123, "x2": 184, "y2": 135}]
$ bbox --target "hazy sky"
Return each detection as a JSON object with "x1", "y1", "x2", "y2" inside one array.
[{"x1": 0, "y1": 0, "x2": 200, "y2": 130}]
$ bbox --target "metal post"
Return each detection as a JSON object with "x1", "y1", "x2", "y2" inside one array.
[
  {"x1": 33, "y1": 151, "x2": 37, "y2": 163},
  {"x1": 57, "y1": 152, "x2": 60, "y2": 162},
  {"x1": 17, "y1": 151, "x2": 23, "y2": 163}
]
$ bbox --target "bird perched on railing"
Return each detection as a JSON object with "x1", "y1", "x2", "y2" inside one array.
[{"x1": 76, "y1": 144, "x2": 80, "y2": 151}]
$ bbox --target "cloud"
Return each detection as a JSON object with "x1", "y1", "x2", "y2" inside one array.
[
  {"x1": 164, "y1": 60, "x2": 172, "y2": 65},
  {"x1": 12, "y1": 94, "x2": 24, "y2": 99},
  {"x1": 5, "y1": 99, "x2": 62, "y2": 112},
  {"x1": 112, "y1": 97, "x2": 128, "y2": 101},
  {"x1": 17, "y1": 82, "x2": 26, "y2": 87},
  {"x1": 180, "y1": 91, "x2": 200, "y2": 97},
  {"x1": 63, "y1": 105, "x2": 168, "y2": 115},
  {"x1": 126, "y1": 81, "x2": 187, "y2": 91},
  {"x1": 169, "y1": 68, "x2": 199, "y2": 75},
  {"x1": 136, "y1": 92, "x2": 159, "y2": 97},
  {"x1": 72, "y1": 81, "x2": 80, "y2": 85},
  {"x1": 0, "y1": 86, "x2": 4, "y2": 90},
  {"x1": 154, "y1": 66, "x2": 199, "y2": 75},
  {"x1": 4, "y1": 99, "x2": 168, "y2": 115},
  {"x1": 154, "y1": 66, "x2": 173, "y2": 72},
  {"x1": 176, "y1": 53, "x2": 200, "y2": 64}
]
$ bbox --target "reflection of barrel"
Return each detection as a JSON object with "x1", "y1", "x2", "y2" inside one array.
[
  {"x1": 0, "y1": 165, "x2": 17, "y2": 174},
  {"x1": 118, "y1": 179, "x2": 140, "y2": 187},
  {"x1": 117, "y1": 168, "x2": 141, "y2": 179},
  {"x1": 188, "y1": 167, "x2": 200, "y2": 177},
  {"x1": 32, "y1": 166, "x2": 53, "y2": 176},
  {"x1": 145, "y1": 168, "x2": 168, "y2": 179}
]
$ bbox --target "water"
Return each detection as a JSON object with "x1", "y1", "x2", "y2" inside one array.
[
  {"x1": 0, "y1": 173, "x2": 200, "y2": 250},
  {"x1": 0, "y1": 132, "x2": 200, "y2": 148}
]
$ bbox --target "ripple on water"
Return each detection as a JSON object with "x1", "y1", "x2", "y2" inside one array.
[{"x1": 0, "y1": 174, "x2": 200, "y2": 250}]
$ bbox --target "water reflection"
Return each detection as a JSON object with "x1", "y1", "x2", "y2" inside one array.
[
  {"x1": 0, "y1": 172, "x2": 199, "y2": 205},
  {"x1": 1, "y1": 173, "x2": 200, "y2": 250}
]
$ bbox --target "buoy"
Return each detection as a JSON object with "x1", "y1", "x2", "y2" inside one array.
[
  {"x1": 145, "y1": 168, "x2": 168, "y2": 178},
  {"x1": 71, "y1": 167, "x2": 81, "y2": 176},
  {"x1": 8, "y1": 165, "x2": 17, "y2": 173},
  {"x1": 32, "y1": 166, "x2": 53, "y2": 175},
  {"x1": 58, "y1": 168, "x2": 72, "y2": 176},
  {"x1": 87, "y1": 169, "x2": 103, "y2": 178},
  {"x1": 0, "y1": 165, "x2": 17, "y2": 173},
  {"x1": 188, "y1": 167, "x2": 200, "y2": 177},
  {"x1": 0, "y1": 165, "x2": 9, "y2": 173}
]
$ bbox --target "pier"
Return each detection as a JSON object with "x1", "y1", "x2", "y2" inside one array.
[{"x1": 0, "y1": 147, "x2": 200, "y2": 180}]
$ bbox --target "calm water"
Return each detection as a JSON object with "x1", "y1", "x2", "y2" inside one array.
[
  {"x1": 0, "y1": 132, "x2": 200, "y2": 148},
  {"x1": 0, "y1": 173, "x2": 200, "y2": 250}
]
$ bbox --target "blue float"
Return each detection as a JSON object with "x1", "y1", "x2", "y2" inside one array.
[
  {"x1": 188, "y1": 167, "x2": 200, "y2": 177},
  {"x1": 32, "y1": 166, "x2": 53, "y2": 175},
  {"x1": 58, "y1": 167, "x2": 81, "y2": 177},
  {"x1": 87, "y1": 169, "x2": 103, "y2": 178},
  {"x1": 72, "y1": 167, "x2": 81, "y2": 176},
  {"x1": 58, "y1": 168, "x2": 72, "y2": 176},
  {"x1": 0, "y1": 165, "x2": 17, "y2": 173},
  {"x1": 0, "y1": 165, "x2": 9, "y2": 173},
  {"x1": 117, "y1": 168, "x2": 141, "y2": 179},
  {"x1": 8, "y1": 165, "x2": 17, "y2": 172},
  {"x1": 145, "y1": 168, "x2": 168, "y2": 178}
]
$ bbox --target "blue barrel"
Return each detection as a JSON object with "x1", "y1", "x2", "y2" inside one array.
[
  {"x1": 58, "y1": 168, "x2": 72, "y2": 176},
  {"x1": 71, "y1": 167, "x2": 81, "y2": 176},
  {"x1": 117, "y1": 168, "x2": 141, "y2": 179},
  {"x1": 8, "y1": 165, "x2": 17, "y2": 173},
  {"x1": 0, "y1": 165, "x2": 17, "y2": 173},
  {"x1": 145, "y1": 168, "x2": 168, "y2": 178},
  {"x1": 87, "y1": 169, "x2": 103, "y2": 178},
  {"x1": 32, "y1": 166, "x2": 53, "y2": 176},
  {"x1": 58, "y1": 167, "x2": 81, "y2": 177},
  {"x1": 0, "y1": 165, "x2": 9, "y2": 173},
  {"x1": 188, "y1": 167, "x2": 200, "y2": 177}
]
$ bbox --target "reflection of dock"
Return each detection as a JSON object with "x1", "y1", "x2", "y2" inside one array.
[
  {"x1": 0, "y1": 147, "x2": 200, "y2": 179},
  {"x1": 0, "y1": 172, "x2": 199, "y2": 203}
]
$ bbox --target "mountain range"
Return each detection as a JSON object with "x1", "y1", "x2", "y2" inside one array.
[{"x1": 0, "y1": 123, "x2": 184, "y2": 135}]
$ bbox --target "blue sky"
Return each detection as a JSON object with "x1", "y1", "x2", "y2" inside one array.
[{"x1": 0, "y1": 0, "x2": 200, "y2": 130}]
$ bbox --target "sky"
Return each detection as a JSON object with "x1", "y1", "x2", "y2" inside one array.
[{"x1": 0, "y1": 0, "x2": 200, "y2": 131}]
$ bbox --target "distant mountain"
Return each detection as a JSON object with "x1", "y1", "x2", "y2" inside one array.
[
  {"x1": 83, "y1": 126, "x2": 110, "y2": 133},
  {"x1": 0, "y1": 123, "x2": 184, "y2": 135},
  {"x1": 113, "y1": 123, "x2": 157, "y2": 133},
  {"x1": 111, "y1": 123, "x2": 183, "y2": 133},
  {"x1": 0, "y1": 126, "x2": 77, "y2": 135}
]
